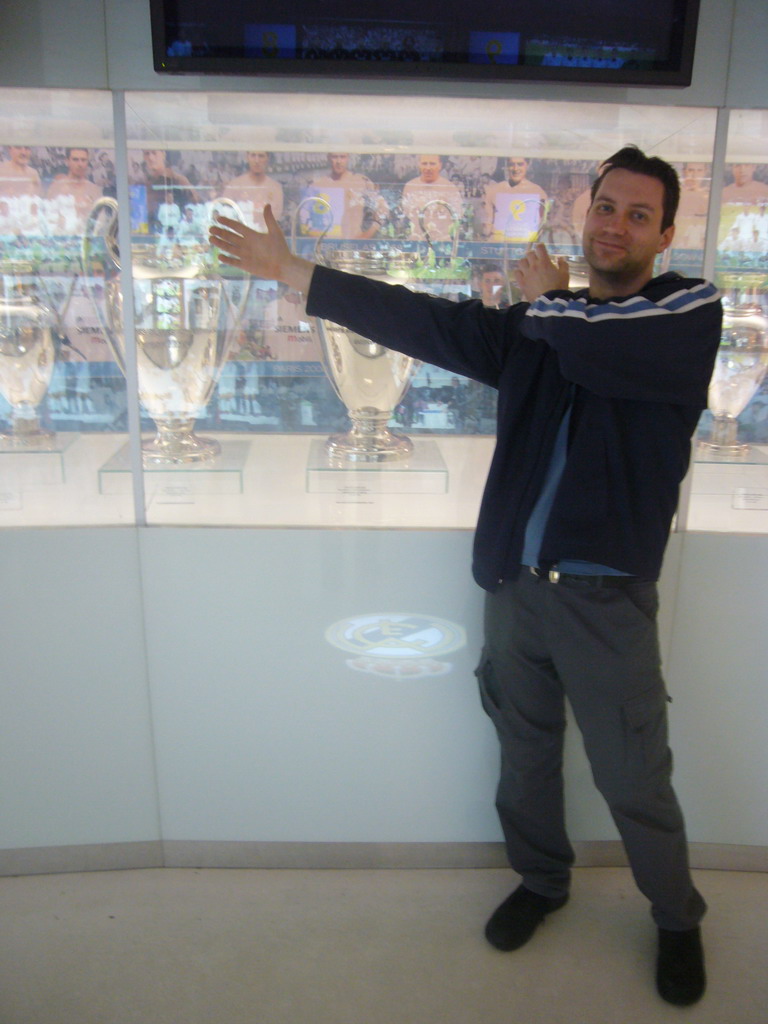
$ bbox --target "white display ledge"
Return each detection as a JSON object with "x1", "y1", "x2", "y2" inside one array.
[
  {"x1": 688, "y1": 446, "x2": 768, "y2": 533},
  {"x1": 2, "y1": 431, "x2": 768, "y2": 533},
  {"x1": 0, "y1": 432, "x2": 493, "y2": 529}
]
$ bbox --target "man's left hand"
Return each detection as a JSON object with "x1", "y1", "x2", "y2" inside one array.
[{"x1": 514, "y1": 243, "x2": 569, "y2": 302}]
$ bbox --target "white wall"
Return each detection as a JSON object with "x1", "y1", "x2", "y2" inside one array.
[
  {"x1": 727, "y1": 0, "x2": 768, "y2": 107},
  {"x1": 0, "y1": 529, "x2": 159, "y2": 849},
  {"x1": 2, "y1": 524, "x2": 766, "y2": 864},
  {"x1": 0, "y1": 0, "x2": 108, "y2": 88}
]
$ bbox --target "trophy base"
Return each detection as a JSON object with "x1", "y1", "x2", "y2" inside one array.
[
  {"x1": 142, "y1": 433, "x2": 221, "y2": 466},
  {"x1": 307, "y1": 438, "x2": 448, "y2": 494},
  {"x1": 697, "y1": 440, "x2": 750, "y2": 459},
  {"x1": 0, "y1": 427, "x2": 57, "y2": 452},
  {"x1": 325, "y1": 429, "x2": 413, "y2": 464},
  {"x1": 99, "y1": 440, "x2": 248, "y2": 496}
]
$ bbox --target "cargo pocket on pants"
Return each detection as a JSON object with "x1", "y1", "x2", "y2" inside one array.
[
  {"x1": 621, "y1": 687, "x2": 672, "y2": 778},
  {"x1": 475, "y1": 654, "x2": 500, "y2": 723}
]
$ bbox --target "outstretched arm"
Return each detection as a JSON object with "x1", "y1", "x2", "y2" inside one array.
[{"x1": 209, "y1": 203, "x2": 316, "y2": 294}]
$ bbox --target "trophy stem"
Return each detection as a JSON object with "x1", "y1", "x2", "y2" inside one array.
[
  {"x1": 699, "y1": 414, "x2": 749, "y2": 456},
  {"x1": 326, "y1": 409, "x2": 413, "y2": 463},
  {"x1": 142, "y1": 418, "x2": 221, "y2": 465}
]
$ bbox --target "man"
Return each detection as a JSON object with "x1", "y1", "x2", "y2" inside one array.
[
  {"x1": 46, "y1": 147, "x2": 102, "y2": 230},
  {"x1": 673, "y1": 161, "x2": 710, "y2": 251},
  {"x1": 482, "y1": 156, "x2": 548, "y2": 242},
  {"x1": 209, "y1": 146, "x2": 722, "y2": 1007},
  {"x1": 303, "y1": 152, "x2": 387, "y2": 240},
  {"x1": 478, "y1": 263, "x2": 509, "y2": 308},
  {"x1": 223, "y1": 150, "x2": 284, "y2": 231},
  {"x1": 0, "y1": 145, "x2": 42, "y2": 198},
  {"x1": 401, "y1": 154, "x2": 463, "y2": 241},
  {"x1": 139, "y1": 149, "x2": 200, "y2": 232},
  {"x1": 570, "y1": 160, "x2": 609, "y2": 238},
  {"x1": 721, "y1": 162, "x2": 768, "y2": 205},
  {"x1": 730, "y1": 204, "x2": 762, "y2": 252},
  {"x1": 177, "y1": 204, "x2": 204, "y2": 247}
]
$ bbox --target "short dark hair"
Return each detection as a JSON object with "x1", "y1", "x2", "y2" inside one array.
[{"x1": 590, "y1": 145, "x2": 680, "y2": 232}]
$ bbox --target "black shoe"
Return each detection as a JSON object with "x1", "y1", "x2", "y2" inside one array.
[
  {"x1": 656, "y1": 926, "x2": 706, "y2": 1006},
  {"x1": 485, "y1": 884, "x2": 569, "y2": 951}
]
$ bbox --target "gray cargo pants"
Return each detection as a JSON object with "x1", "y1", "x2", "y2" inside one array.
[{"x1": 476, "y1": 568, "x2": 706, "y2": 931}]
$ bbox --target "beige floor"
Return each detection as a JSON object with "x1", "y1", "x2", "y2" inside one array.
[{"x1": 0, "y1": 866, "x2": 765, "y2": 1024}]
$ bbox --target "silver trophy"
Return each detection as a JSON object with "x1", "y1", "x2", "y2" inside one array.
[
  {"x1": 0, "y1": 261, "x2": 76, "y2": 449},
  {"x1": 293, "y1": 196, "x2": 465, "y2": 462},
  {"x1": 700, "y1": 300, "x2": 768, "y2": 455},
  {"x1": 82, "y1": 197, "x2": 249, "y2": 465}
]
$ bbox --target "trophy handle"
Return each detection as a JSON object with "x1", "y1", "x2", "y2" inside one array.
[
  {"x1": 291, "y1": 194, "x2": 333, "y2": 266},
  {"x1": 34, "y1": 270, "x2": 79, "y2": 330},
  {"x1": 79, "y1": 196, "x2": 123, "y2": 368},
  {"x1": 417, "y1": 199, "x2": 461, "y2": 262},
  {"x1": 82, "y1": 196, "x2": 120, "y2": 275},
  {"x1": 207, "y1": 195, "x2": 243, "y2": 231},
  {"x1": 33, "y1": 270, "x2": 86, "y2": 360},
  {"x1": 209, "y1": 197, "x2": 253, "y2": 326}
]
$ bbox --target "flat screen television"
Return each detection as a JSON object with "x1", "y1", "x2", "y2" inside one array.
[{"x1": 150, "y1": 0, "x2": 701, "y2": 87}]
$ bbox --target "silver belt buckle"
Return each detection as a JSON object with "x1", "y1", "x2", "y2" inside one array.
[{"x1": 527, "y1": 566, "x2": 561, "y2": 583}]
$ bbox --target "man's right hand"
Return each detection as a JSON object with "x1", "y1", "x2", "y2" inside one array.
[
  {"x1": 209, "y1": 204, "x2": 316, "y2": 294},
  {"x1": 514, "y1": 243, "x2": 569, "y2": 302}
]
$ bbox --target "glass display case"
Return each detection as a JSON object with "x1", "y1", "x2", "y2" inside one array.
[
  {"x1": 0, "y1": 89, "x2": 131, "y2": 524},
  {"x1": 687, "y1": 109, "x2": 768, "y2": 532},
  {"x1": 6, "y1": 87, "x2": 765, "y2": 534}
]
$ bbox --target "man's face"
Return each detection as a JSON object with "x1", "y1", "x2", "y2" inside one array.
[
  {"x1": 247, "y1": 151, "x2": 269, "y2": 175},
  {"x1": 418, "y1": 156, "x2": 442, "y2": 183},
  {"x1": 731, "y1": 164, "x2": 756, "y2": 187},
  {"x1": 682, "y1": 162, "x2": 706, "y2": 188},
  {"x1": 582, "y1": 168, "x2": 674, "y2": 295},
  {"x1": 9, "y1": 146, "x2": 31, "y2": 167},
  {"x1": 481, "y1": 271, "x2": 506, "y2": 305},
  {"x1": 329, "y1": 153, "x2": 349, "y2": 178},
  {"x1": 506, "y1": 157, "x2": 529, "y2": 185},
  {"x1": 143, "y1": 150, "x2": 167, "y2": 175},
  {"x1": 67, "y1": 149, "x2": 90, "y2": 179}
]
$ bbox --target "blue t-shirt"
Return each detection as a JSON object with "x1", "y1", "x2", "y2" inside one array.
[{"x1": 521, "y1": 405, "x2": 630, "y2": 576}]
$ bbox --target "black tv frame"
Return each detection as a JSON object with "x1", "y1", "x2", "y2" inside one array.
[{"x1": 149, "y1": 0, "x2": 701, "y2": 88}]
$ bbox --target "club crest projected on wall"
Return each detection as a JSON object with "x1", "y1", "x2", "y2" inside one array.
[{"x1": 325, "y1": 613, "x2": 466, "y2": 679}]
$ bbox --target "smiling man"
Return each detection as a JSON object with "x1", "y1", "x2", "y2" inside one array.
[{"x1": 209, "y1": 145, "x2": 722, "y2": 1007}]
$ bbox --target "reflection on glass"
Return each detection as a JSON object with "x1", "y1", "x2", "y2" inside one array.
[{"x1": 325, "y1": 611, "x2": 466, "y2": 679}]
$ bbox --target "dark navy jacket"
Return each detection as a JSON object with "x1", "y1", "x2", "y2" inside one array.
[{"x1": 307, "y1": 265, "x2": 723, "y2": 589}]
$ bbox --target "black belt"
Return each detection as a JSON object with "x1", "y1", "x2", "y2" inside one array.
[{"x1": 526, "y1": 565, "x2": 643, "y2": 588}]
